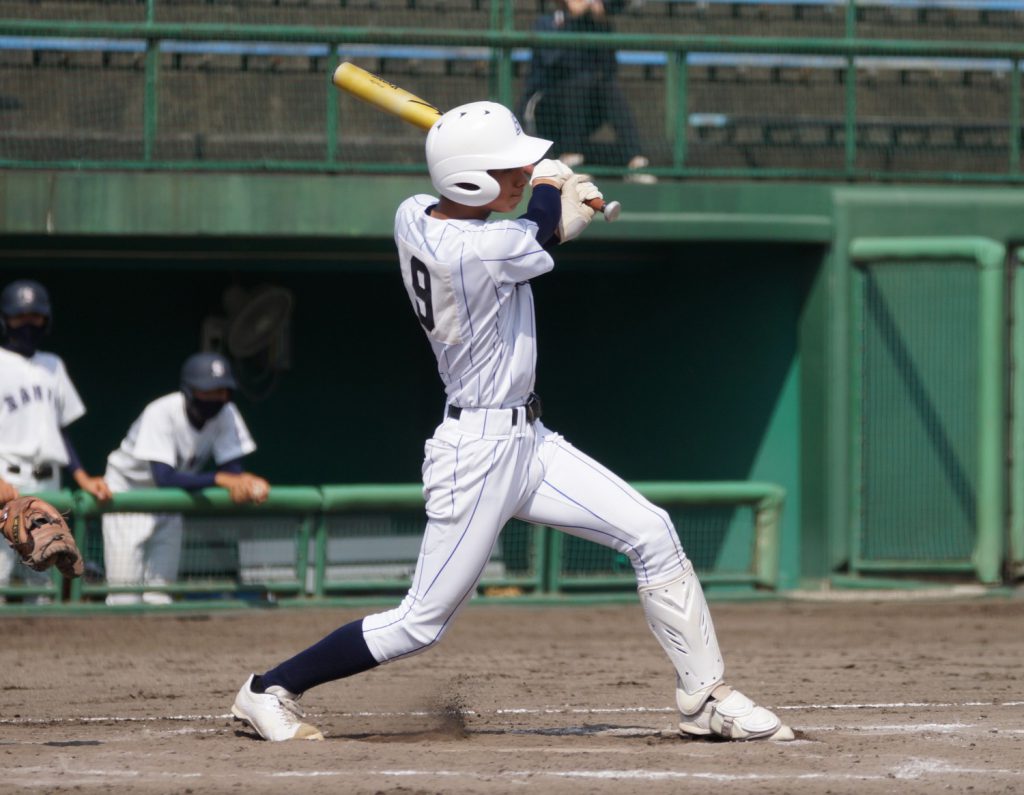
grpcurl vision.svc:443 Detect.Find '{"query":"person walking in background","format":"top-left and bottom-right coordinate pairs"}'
top-left (0, 279), bottom-right (110, 601)
top-left (518, 0), bottom-right (656, 183)
top-left (101, 352), bottom-right (270, 606)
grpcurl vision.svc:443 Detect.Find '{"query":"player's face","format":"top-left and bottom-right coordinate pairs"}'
top-left (192, 388), bottom-right (231, 402)
top-left (5, 313), bottom-right (47, 329)
top-left (485, 164), bottom-right (534, 214)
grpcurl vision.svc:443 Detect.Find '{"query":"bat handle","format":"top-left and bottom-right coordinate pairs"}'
top-left (587, 198), bottom-right (622, 222)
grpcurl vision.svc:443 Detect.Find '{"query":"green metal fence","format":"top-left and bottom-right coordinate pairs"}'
top-left (2, 1), bottom-right (1024, 181)
top-left (0, 481), bottom-right (784, 608)
top-left (1011, 246), bottom-right (1024, 581)
top-left (848, 237), bottom-right (1005, 584)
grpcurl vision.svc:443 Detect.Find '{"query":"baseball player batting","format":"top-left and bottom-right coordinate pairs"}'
top-left (232, 101), bottom-right (794, 743)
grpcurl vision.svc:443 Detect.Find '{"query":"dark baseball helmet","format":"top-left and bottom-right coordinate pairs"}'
top-left (180, 352), bottom-right (238, 394)
top-left (0, 279), bottom-right (52, 335)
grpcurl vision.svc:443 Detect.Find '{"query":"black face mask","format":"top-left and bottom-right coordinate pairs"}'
top-left (3, 325), bottom-right (46, 357)
top-left (186, 398), bottom-right (228, 428)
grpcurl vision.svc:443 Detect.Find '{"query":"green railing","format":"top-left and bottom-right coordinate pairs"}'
top-left (2, 7), bottom-right (1024, 181)
top-left (0, 481), bottom-right (785, 608)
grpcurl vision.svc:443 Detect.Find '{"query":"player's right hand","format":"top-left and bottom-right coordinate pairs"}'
top-left (246, 476), bottom-right (270, 505)
top-left (530, 159), bottom-right (574, 190)
top-left (79, 475), bottom-right (113, 502)
top-left (216, 472), bottom-right (270, 505)
top-left (556, 175), bottom-right (598, 244)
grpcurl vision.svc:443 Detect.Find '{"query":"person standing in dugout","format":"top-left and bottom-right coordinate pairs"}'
top-left (101, 352), bottom-right (270, 606)
top-left (0, 279), bottom-right (111, 599)
top-left (231, 101), bottom-right (794, 743)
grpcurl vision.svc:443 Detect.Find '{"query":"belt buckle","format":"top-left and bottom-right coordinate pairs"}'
top-left (525, 393), bottom-right (542, 423)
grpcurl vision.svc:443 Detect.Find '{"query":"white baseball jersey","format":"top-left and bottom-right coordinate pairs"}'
top-left (359, 194), bottom-right (688, 667)
top-left (103, 392), bottom-right (256, 492)
top-left (0, 346), bottom-right (85, 469)
top-left (394, 194), bottom-right (554, 410)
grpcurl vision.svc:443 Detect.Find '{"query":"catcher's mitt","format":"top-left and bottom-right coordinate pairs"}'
top-left (1, 496), bottom-right (84, 578)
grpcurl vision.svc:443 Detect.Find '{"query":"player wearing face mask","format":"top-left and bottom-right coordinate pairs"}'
top-left (99, 352), bottom-right (270, 605)
top-left (0, 279), bottom-right (110, 601)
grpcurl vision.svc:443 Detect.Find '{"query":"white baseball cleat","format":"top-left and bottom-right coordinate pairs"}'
top-left (231, 674), bottom-right (324, 741)
top-left (678, 685), bottom-right (794, 741)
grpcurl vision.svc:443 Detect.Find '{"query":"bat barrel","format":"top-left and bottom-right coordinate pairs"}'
top-left (588, 199), bottom-right (621, 222)
top-left (332, 62), bottom-right (442, 131)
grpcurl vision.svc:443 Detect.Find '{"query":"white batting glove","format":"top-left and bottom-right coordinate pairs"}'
top-left (572, 178), bottom-right (603, 205)
top-left (531, 158), bottom-right (574, 190)
top-left (557, 174), bottom-right (597, 244)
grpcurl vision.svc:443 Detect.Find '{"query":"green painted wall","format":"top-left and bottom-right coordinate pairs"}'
top-left (0, 239), bottom-right (815, 589)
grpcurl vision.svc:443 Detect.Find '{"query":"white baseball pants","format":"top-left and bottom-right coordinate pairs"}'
top-left (102, 512), bottom-right (182, 605)
top-left (362, 410), bottom-right (689, 664)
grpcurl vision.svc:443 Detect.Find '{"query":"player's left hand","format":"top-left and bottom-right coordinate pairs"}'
top-left (1, 496), bottom-right (84, 578)
top-left (531, 158), bottom-right (574, 190)
top-left (77, 475), bottom-right (112, 502)
top-left (557, 175), bottom-right (599, 244)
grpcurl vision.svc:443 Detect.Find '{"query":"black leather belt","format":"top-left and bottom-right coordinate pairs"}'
top-left (448, 393), bottom-right (543, 425)
top-left (7, 463), bottom-right (55, 479)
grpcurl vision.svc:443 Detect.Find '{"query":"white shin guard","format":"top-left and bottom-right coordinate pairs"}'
top-left (638, 563), bottom-right (725, 715)
top-left (639, 564), bottom-right (794, 741)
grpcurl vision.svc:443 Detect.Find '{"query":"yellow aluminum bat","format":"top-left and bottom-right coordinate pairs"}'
top-left (332, 61), bottom-right (621, 221)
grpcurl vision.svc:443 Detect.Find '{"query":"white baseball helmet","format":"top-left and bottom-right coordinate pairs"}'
top-left (426, 101), bottom-right (552, 207)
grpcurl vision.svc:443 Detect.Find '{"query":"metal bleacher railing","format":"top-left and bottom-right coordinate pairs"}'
top-left (1, 0), bottom-right (1024, 181)
top-left (0, 481), bottom-right (785, 608)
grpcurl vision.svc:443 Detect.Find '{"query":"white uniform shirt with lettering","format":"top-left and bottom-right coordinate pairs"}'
top-left (0, 346), bottom-right (85, 468)
top-left (104, 392), bottom-right (256, 492)
top-left (394, 194), bottom-right (554, 410)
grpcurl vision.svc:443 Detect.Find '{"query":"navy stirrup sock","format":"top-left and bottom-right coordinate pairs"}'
top-left (258, 618), bottom-right (379, 695)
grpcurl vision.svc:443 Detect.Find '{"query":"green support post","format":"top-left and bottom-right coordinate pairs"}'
top-left (975, 244), bottom-right (1006, 585)
top-left (753, 495), bottom-right (783, 589)
top-left (1013, 252), bottom-right (1024, 578)
top-left (295, 513), bottom-right (312, 598)
top-left (143, 39), bottom-right (159, 162)
top-left (313, 510), bottom-right (327, 598)
top-left (326, 46), bottom-right (340, 165)
top-left (142, 0), bottom-right (159, 162)
top-left (847, 259), bottom-right (865, 577)
top-left (545, 523), bottom-right (562, 596)
top-left (1010, 60), bottom-right (1021, 174)
top-left (844, 54), bottom-right (857, 178)
top-left (533, 524), bottom-right (551, 594)
top-left (493, 0), bottom-right (515, 108)
top-left (670, 50), bottom-right (688, 169)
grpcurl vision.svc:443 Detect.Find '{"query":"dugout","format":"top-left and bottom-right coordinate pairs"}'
top-left (3, 173), bottom-right (1024, 591)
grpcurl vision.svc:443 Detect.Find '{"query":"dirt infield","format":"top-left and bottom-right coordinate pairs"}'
top-left (2, 593), bottom-right (1023, 794)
